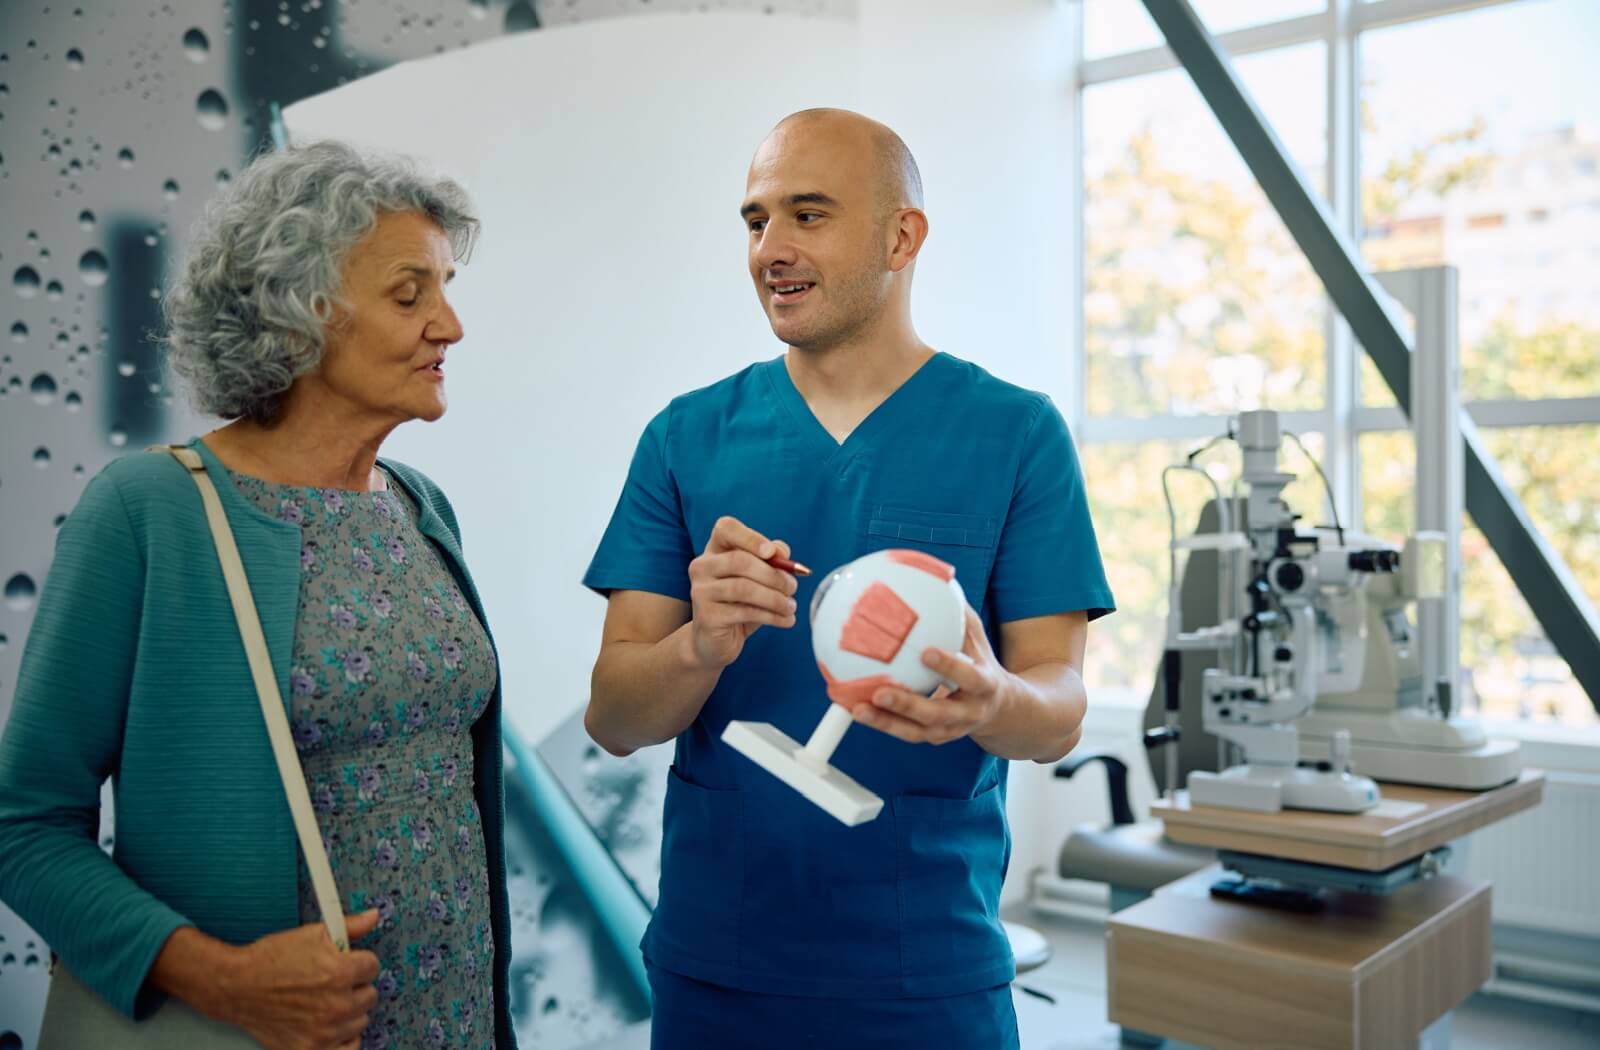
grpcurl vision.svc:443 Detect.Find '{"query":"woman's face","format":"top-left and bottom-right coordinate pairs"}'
top-left (317, 210), bottom-right (464, 425)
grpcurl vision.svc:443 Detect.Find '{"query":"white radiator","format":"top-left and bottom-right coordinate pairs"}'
top-left (1466, 771), bottom-right (1600, 937)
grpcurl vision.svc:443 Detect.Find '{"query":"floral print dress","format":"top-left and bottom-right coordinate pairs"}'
top-left (232, 470), bottom-right (498, 1050)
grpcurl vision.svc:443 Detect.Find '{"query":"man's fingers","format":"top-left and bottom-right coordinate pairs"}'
top-left (704, 603), bottom-right (796, 630)
top-left (704, 576), bottom-right (797, 617)
top-left (707, 515), bottom-right (772, 557)
top-left (697, 595), bottom-right (797, 631)
top-left (922, 647), bottom-right (983, 694)
top-left (870, 687), bottom-right (970, 731)
top-left (853, 703), bottom-right (960, 745)
top-left (962, 605), bottom-right (995, 657)
top-left (712, 550), bottom-right (799, 593)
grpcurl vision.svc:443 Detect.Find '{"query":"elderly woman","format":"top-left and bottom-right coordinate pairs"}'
top-left (0, 142), bottom-right (513, 1049)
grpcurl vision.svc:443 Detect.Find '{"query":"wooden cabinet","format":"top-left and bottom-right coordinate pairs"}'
top-left (1107, 864), bottom-right (1491, 1049)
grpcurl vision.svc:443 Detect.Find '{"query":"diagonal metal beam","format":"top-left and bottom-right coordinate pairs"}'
top-left (1138, 0), bottom-right (1600, 712)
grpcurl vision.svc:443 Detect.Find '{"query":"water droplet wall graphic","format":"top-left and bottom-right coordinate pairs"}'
top-left (183, 27), bottom-right (209, 61)
top-left (78, 250), bottom-right (109, 286)
top-left (196, 88), bottom-right (228, 130)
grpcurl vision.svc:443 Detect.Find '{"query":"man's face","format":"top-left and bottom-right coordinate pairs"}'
top-left (741, 124), bottom-right (894, 352)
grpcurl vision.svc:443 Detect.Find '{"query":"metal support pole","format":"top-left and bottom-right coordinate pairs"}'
top-left (1379, 267), bottom-right (1463, 710)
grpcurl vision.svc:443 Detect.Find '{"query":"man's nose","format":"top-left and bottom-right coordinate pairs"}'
top-left (755, 223), bottom-right (798, 271)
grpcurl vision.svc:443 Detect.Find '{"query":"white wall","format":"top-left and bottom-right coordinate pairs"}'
top-left (285, 11), bottom-right (862, 743)
top-left (286, 1), bottom-right (1080, 905)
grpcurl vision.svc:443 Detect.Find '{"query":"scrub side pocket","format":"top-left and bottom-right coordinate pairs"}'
top-left (653, 764), bottom-right (745, 967)
top-left (892, 783), bottom-right (1011, 985)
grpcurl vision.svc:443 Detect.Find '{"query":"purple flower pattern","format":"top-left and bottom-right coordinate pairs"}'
top-left (229, 469), bottom-right (497, 1047)
top-left (343, 648), bottom-right (372, 684)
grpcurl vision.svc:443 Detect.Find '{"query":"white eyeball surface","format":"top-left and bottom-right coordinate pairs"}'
top-left (810, 548), bottom-right (967, 711)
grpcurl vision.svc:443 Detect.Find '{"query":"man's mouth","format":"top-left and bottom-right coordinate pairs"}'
top-left (768, 280), bottom-right (816, 305)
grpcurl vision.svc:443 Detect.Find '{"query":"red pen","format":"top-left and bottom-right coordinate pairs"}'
top-left (767, 554), bottom-right (812, 577)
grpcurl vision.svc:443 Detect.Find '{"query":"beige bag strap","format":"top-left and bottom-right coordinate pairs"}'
top-left (156, 445), bottom-right (349, 952)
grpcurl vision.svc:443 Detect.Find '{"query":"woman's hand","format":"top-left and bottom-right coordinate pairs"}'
top-left (153, 910), bottom-right (383, 1050)
top-left (217, 909), bottom-right (383, 1050)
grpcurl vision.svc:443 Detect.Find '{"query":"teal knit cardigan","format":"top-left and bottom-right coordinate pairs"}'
top-left (0, 439), bottom-right (516, 1048)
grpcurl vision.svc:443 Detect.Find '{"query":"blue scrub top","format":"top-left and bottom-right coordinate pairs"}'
top-left (585, 352), bottom-right (1114, 1000)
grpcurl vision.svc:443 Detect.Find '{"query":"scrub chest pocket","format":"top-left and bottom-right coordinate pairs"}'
top-left (862, 504), bottom-right (999, 614)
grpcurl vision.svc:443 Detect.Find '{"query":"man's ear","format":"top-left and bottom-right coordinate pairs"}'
top-left (888, 208), bottom-right (929, 274)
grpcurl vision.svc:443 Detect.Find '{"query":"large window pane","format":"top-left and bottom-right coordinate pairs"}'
top-left (1359, 427), bottom-right (1600, 726)
top-left (1085, 44), bottom-right (1327, 417)
top-left (1084, 0), bottom-right (1326, 60)
top-left (1359, 0), bottom-right (1600, 404)
top-left (1084, 433), bottom-right (1333, 696)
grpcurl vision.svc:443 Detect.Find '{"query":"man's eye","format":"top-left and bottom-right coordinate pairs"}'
top-left (748, 219), bottom-right (767, 233)
top-left (797, 212), bottom-right (821, 223)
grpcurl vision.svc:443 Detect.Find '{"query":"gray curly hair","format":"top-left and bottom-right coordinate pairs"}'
top-left (164, 141), bottom-right (479, 423)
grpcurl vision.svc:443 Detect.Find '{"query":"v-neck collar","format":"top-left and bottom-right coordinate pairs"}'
top-left (761, 351), bottom-right (948, 465)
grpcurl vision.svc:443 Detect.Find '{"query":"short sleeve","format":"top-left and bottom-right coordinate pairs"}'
top-left (583, 407), bottom-right (695, 602)
top-left (987, 398), bottom-right (1116, 625)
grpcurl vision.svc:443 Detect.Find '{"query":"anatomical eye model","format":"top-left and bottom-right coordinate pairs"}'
top-left (722, 549), bottom-right (967, 825)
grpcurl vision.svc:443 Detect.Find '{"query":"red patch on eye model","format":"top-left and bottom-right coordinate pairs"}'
top-left (839, 581), bottom-right (919, 663)
top-left (887, 549), bottom-right (955, 582)
top-left (817, 662), bottom-right (898, 713)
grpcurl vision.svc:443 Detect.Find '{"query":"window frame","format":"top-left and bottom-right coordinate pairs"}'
top-left (1072, 0), bottom-right (1600, 722)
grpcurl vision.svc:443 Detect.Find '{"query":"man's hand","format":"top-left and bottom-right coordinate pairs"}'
top-left (853, 604), bottom-right (1011, 745)
top-left (686, 515), bottom-right (799, 671)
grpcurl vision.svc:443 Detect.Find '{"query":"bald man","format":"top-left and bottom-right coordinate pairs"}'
top-left (583, 109), bottom-right (1114, 1048)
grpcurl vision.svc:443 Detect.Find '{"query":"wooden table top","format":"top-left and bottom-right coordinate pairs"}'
top-left (1150, 770), bottom-right (1545, 870)
top-left (1110, 862), bottom-right (1489, 979)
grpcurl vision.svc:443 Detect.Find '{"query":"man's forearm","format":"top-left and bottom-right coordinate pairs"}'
top-left (587, 623), bottom-right (725, 756)
top-left (971, 661), bottom-right (1087, 762)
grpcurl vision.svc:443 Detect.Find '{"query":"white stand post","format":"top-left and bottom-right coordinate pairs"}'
top-left (1378, 267), bottom-right (1462, 714)
top-left (722, 704), bottom-right (885, 826)
top-left (799, 705), bottom-right (854, 769)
